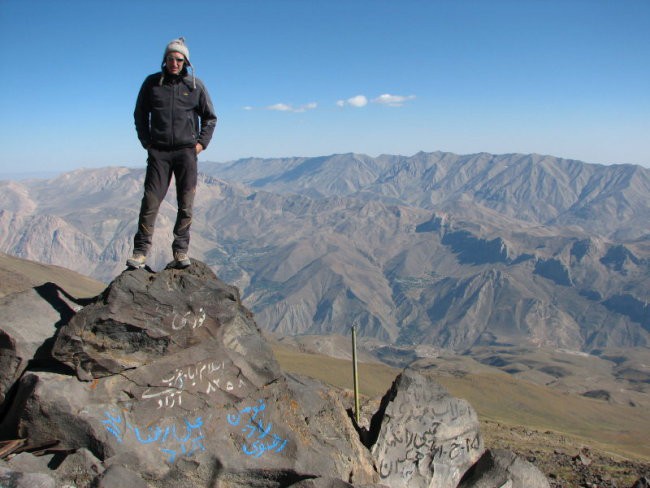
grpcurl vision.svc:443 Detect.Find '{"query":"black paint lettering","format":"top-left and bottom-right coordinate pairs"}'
top-left (432, 444), bottom-right (444, 460)
top-left (379, 460), bottom-right (393, 478)
top-left (448, 442), bottom-right (462, 460)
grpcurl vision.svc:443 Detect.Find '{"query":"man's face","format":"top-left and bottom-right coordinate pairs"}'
top-left (166, 53), bottom-right (185, 75)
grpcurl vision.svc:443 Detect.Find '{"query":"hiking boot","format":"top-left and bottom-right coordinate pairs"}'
top-left (126, 253), bottom-right (146, 269)
top-left (172, 251), bottom-right (191, 269)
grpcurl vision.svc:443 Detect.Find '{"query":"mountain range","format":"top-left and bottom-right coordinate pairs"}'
top-left (1, 151), bottom-right (648, 351)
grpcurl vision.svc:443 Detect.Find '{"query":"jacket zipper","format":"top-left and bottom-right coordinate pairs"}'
top-left (170, 82), bottom-right (176, 147)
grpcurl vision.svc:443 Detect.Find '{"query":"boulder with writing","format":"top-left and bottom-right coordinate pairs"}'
top-left (1, 261), bottom-right (381, 487)
top-left (368, 367), bottom-right (484, 488)
top-left (51, 261), bottom-right (278, 383)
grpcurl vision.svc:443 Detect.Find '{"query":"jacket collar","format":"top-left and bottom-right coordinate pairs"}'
top-left (158, 71), bottom-right (195, 91)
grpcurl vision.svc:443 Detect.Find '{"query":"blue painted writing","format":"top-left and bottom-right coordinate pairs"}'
top-left (102, 410), bottom-right (206, 463)
top-left (101, 410), bottom-right (124, 442)
top-left (227, 398), bottom-right (265, 426)
top-left (227, 399), bottom-right (288, 458)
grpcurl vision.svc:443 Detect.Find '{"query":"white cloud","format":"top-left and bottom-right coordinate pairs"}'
top-left (372, 93), bottom-right (416, 107)
top-left (248, 93), bottom-right (415, 113)
top-left (336, 95), bottom-right (368, 108)
top-left (348, 95), bottom-right (368, 108)
top-left (267, 103), bottom-right (293, 112)
top-left (294, 102), bottom-right (318, 113)
top-left (264, 102), bottom-right (317, 113)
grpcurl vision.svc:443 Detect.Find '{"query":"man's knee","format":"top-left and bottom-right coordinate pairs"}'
top-left (143, 190), bottom-right (163, 210)
top-left (177, 188), bottom-right (196, 208)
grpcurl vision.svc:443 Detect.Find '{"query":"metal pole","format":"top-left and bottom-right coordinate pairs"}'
top-left (352, 325), bottom-right (360, 424)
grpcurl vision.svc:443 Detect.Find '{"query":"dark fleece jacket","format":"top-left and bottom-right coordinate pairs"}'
top-left (134, 71), bottom-right (217, 150)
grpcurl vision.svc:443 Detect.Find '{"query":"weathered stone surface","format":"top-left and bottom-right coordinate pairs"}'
top-left (53, 448), bottom-right (105, 487)
top-left (457, 449), bottom-right (551, 488)
top-left (3, 369), bottom-right (380, 485)
top-left (5, 452), bottom-right (53, 475)
top-left (289, 478), bottom-right (388, 487)
top-left (2, 262), bottom-right (381, 487)
top-left (94, 464), bottom-right (152, 488)
top-left (0, 283), bottom-right (81, 409)
top-left (1, 449), bottom-right (103, 488)
top-left (288, 480), bottom-right (350, 488)
top-left (283, 373), bottom-right (378, 484)
top-left (369, 367), bottom-right (484, 488)
top-left (0, 466), bottom-right (56, 488)
top-left (632, 476), bottom-right (650, 488)
top-left (51, 262), bottom-right (276, 382)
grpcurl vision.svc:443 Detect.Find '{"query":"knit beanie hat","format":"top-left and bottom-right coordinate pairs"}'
top-left (164, 37), bottom-right (191, 65)
top-left (160, 37), bottom-right (196, 88)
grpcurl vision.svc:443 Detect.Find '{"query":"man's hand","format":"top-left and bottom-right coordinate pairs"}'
top-left (195, 143), bottom-right (204, 155)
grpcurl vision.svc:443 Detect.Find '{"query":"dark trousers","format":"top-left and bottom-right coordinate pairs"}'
top-left (133, 147), bottom-right (197, 255)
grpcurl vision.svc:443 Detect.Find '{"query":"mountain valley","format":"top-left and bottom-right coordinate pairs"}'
top-left (1, 151), bottom-right (648, 353)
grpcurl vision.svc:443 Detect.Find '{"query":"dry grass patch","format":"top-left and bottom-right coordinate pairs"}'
top-left (0, 252), bottom-right (105, 298)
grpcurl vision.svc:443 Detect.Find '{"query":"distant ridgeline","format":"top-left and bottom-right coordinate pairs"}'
top-left (0, 151), bottom-right (648, 351)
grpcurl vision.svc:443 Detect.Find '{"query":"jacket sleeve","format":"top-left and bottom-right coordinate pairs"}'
top-left (134, 77), bottom-right (152, 149)
top-left (196, 81), bottom-right (217, 149)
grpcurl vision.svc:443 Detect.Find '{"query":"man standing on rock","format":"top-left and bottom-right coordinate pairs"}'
top-left (127, 37), bottom-right (217, 269)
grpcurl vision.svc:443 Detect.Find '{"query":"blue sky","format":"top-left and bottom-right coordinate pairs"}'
top-left (1, 0), bottom-right (649, 174)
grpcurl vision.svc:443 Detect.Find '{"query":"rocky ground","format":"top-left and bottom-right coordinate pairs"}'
top-left (481, 420), bottom-right (650, 488)
top-left (2, 253), bottom-right (648, 487)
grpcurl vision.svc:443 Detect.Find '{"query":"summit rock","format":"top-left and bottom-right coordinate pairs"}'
top-left (1, 262), bottom-right (379, 486)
